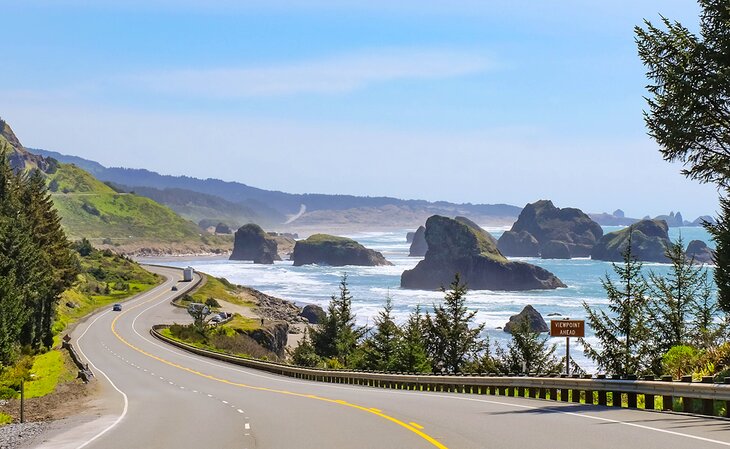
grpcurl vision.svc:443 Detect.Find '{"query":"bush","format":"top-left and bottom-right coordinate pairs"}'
top-left (205, 297), bottom-right (220, 308)
top-left (662, 345), bottom-right (698, 379)
top-left (0, 386), bottom-right (18, 400)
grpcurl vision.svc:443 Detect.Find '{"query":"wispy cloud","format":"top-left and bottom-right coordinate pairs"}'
top-left (130, 49), bottom-right (492, 97)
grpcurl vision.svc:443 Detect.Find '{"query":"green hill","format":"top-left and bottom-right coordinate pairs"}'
top-left (1, 119), bottom-right (231, 254)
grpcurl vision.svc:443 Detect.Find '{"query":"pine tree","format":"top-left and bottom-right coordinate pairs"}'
top-left (689, 274), bottom-right (725, 350)
top-left (18, 169), bottom-right (78, 348)
top-left (393, 305), bottom-right (431, 373)
top-left (647, 236), bottom-right (707, 353)
top-left (310, 274), bottom-right (365, 366)
top-left (360, 295), bottom-right (401, 371)
top-left (503, 316), bottom-right (561, 375)
top-left (580, 235), bottom-right (654, 375)
top-left (424, 274), bottom-right (487, 373)
top-left (291, 329), bottom-right (321, 367)
top-left (707, 192), bottom-right (730, 313)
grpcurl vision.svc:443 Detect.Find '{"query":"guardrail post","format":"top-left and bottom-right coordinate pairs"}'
top-left (681, 375), bottom-right (693, 413)
top-left (610, 375), bottom-right (622, 407)
top-left (626, 374), bottom-right (637, 408)
top-left (582, 374), bottom-right (593, 405)
top-left (701, 376), bottom-right (714, 416)
top-left (725, 378), bottom-right (730, 417)
top-left (661, 375), bottom-right (674, 411)
top-left (642, 375), bottom-right (656, 410)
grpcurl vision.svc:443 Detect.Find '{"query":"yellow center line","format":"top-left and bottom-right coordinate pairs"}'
top-left (110, 281), bottom-right (448, 449)
top-left (410, 422), bottom-right (425, 430)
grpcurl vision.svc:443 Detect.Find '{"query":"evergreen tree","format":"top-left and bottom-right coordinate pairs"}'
top-left (647, 236), bottom-right (707, 353)
top-left (291, 329), bottom-right (321, 367)
top-left (424, 274), bottom-right (487, 373)
top-left (310, 274), bottom-right (365, 366)
top-left (393, 305), bottom-right (431, 373)
top-left (360, 295), bottom-right (401, 371)
top-left (502, 316), bottom-right (561, 375)
top-left (636, 1), bottom-right (730, 313)
top-left (580, 236), bottom-right (654, 375)
top-left (689, 274), bottom-right (726, 349)
top-left (707, 193), bottom-right (730, 313)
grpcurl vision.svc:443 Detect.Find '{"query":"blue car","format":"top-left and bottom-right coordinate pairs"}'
top-left (112, 303), bottom-right (122, 311)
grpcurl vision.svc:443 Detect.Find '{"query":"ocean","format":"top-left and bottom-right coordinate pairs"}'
top-left (150, 225), bottom-right (715, 372)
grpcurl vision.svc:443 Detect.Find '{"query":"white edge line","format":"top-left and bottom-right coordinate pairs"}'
top-left (74, 310), bottom-right (128, 449)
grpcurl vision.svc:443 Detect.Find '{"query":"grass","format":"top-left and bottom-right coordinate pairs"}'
top-left (0, 413), bottom-right (11, 425)
top-left (24, 351), bottom-right (76, 399)
top-left (189, 275), bottom-right (256, 308)
top-left (46, 163), bottom-right (214, 245)
top-left (162, 318), bottom-right (274, 361)
top-left (54, 248), bottom-right (161, 338)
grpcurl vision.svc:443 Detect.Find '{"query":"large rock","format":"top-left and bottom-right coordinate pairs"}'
top-left (229, 223), bottom-right (281, 264)
top-left (406, 232), bottom-right (416, 243)
top-left (591, 219), bottom-right (671, 262)
top-left (498, 200), bottom-right (603, 258)
top-left (654, 211), bottom-right (684, 227)
top-left (540, 240), bottom-right (571, 260)
top-left (496, 230), bottom-right (540, 257)
top-left (503, 305), bottom-right (549, 334)
top-left (409, 226), bottom-right (428, 257)
top-left (401, 215), bottom-right (565, 291)
top-left (292, 234), bottom-right (393, 267)
top-left (687, 240), bottom-right (715, 264)
top-left (215, 222), bottom-right (232, 234)
top-left (247, 321), bottom-right (289, 357)
top-left (300, 304), bottom-right (326, 324)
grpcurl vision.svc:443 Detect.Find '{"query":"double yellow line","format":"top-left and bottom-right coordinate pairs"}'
top-left (110, 279), bottom-right (449, 449)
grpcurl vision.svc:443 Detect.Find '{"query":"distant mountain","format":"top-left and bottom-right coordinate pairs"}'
top-left (32, 148), bottom-right (522, 228)
top-left (1, 119), bottom-right (229, 254)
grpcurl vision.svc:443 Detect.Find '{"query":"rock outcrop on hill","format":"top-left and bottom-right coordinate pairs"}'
top-left (498, 200), bottom-right (603, 258)
top-left (300, 304), bottom-right (326, 324)
top-left (406, 231), bottom-right (416, 243)
top-left (687, 240), bottom-right (715, 264)
top-left (292, 234), bottom-right (392, 267)
top-left (401, 215), bottom-right (565, 291)
top-left (409, 226), bottom-right (428, 257)
top-left (591, 219), bottom-right (671, 262)
top-left (503, 305), bottom-right (549, 334)
top-left (247, 322), bottom-right (289, 357)
top-left (215, 222), bottom-right (232, 234)
top-left (229, 223), bottom-right (281, 264)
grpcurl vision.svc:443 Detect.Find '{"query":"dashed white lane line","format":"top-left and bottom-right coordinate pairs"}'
top-left (244, 423), bottom-right (250, 430)
top-left (222, 400), bottom-right (229, 404)
top-left (237, 409), bottom-right (244, 414)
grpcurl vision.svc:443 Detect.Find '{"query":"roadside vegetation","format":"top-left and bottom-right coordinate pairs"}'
top-left (0, 146), bottom-right (162, 423)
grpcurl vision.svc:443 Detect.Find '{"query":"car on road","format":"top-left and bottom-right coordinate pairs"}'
top-left (171, 285), bottom-right (178, 291)
top-left (112, 303), bottom-right (122, 311)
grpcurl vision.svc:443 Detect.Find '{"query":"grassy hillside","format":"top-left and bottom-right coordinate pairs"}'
top-left (47, 163), bottom-right (203, 241)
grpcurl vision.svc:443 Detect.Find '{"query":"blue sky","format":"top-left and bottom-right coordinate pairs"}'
top-left (1, 0), bottom-right (720, 219)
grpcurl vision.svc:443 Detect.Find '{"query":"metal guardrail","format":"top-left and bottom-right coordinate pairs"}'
top-left (62, 341), bottom-right (94, 382)
top-left (151, 325), bottom-right (730, 418)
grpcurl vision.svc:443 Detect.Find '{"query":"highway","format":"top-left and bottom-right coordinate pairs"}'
top-left (37, 266), bottom-right (730, 449)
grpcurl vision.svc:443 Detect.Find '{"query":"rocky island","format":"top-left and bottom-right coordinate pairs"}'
top-left (590, 219), bottom-right (671, 262)
top-left (498, 200), bottom-right (603, 259)
top-left (292, 234), bottom-right (393, 267)
top-left (409, 225), bottom-right (428, 257)
top-left (229, 223), bottom-right (281, 264)
top-left (401, 215), bottom-right (565, 291)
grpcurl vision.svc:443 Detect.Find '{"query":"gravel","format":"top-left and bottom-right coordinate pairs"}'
top-left (0, 422), bottom-right (48, 449)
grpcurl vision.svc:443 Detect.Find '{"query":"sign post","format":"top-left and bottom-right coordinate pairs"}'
top-left (550, 319), bottom-right (585, 376)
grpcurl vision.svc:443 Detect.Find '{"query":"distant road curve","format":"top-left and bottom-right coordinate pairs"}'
top-left (37, 266), bottom-right (730, 449)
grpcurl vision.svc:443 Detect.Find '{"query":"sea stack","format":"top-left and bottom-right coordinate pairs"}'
top-left (401, 215), bottom-right (565, 291)
top-left (229, 223), bottom-right (281, 264)
top-left (591, 219), bottom-right (671, 262)
top-left (292, 234), bottom-right (393, 267)
top-left (497, 200), bottom-right (603, 258)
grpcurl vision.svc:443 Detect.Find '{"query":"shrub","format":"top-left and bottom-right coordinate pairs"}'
top-left (662, 345), bottom-right (698, 379)
top-left (205, 297), bottom-right (220, 308)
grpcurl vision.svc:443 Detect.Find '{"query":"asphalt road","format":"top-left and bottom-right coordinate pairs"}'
top-left (36, 266), bottom-right (730, 449)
